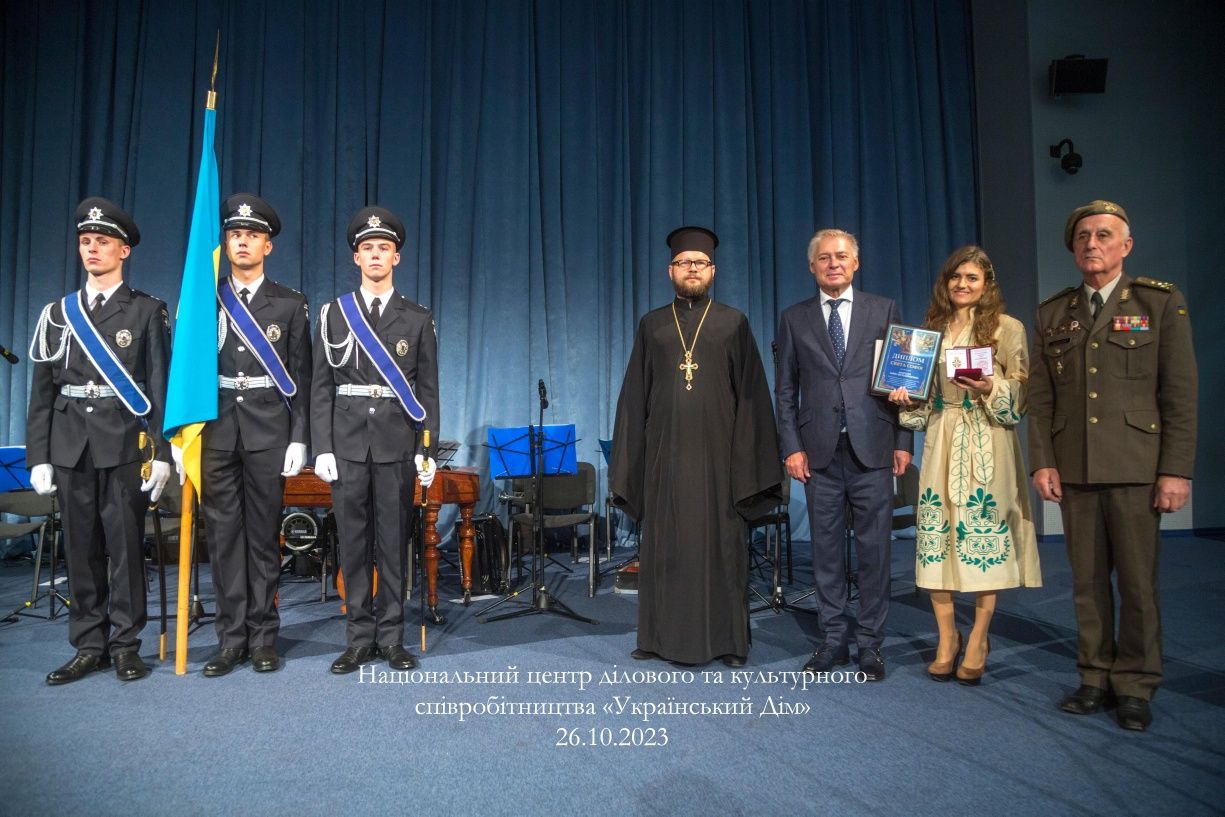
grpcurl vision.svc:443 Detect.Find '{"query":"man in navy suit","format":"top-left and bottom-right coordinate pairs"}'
top-left (775, 228), bottom-right (912, 680)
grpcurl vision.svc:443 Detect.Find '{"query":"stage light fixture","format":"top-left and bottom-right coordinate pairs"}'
top-left (1049, 139), bottom-right (1083, 175)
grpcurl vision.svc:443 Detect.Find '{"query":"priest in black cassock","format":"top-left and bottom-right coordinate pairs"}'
top-left (610, 226), bottom-right (781, 667)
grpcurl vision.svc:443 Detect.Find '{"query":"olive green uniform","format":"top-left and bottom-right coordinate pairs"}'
top-left (1029, 273), bottom-right (1196, 700)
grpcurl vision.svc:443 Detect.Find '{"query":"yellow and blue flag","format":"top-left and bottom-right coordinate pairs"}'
top-left (163, 103), bottom-right (220, 494)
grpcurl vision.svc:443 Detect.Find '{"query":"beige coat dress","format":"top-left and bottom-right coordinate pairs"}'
top-left (900, 313), bottom-right (1041, 592)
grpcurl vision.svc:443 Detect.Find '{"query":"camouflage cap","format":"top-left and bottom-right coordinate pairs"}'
top-left (1064, 200), bottom-right (1129, 250)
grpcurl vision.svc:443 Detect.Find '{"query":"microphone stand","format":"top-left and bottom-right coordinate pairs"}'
top-left (479, 380), bottom-right (596, 625)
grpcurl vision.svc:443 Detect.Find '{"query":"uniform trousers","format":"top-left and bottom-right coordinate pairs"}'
top-left (334, 455), bottom-right (413, 649)
top-left (55, 448), bottom-right (147, 656)
top-left (202, 444), bottom-right (285, 649)
top-left (1061, 483), bottom-right (1162, 699)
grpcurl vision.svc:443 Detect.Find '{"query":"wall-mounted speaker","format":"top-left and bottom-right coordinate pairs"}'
top-left (1049, 56), bottom-right (1108, 97)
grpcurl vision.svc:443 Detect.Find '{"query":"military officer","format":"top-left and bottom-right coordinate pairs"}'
top-left (26, 197), bottom-right (172, 684)
top-left (311, 206), bottom-right (439, 674)
top-left (1029, 200), bottom-right (1197, 731)
top-left (195, 193), bottom-right (312, 677)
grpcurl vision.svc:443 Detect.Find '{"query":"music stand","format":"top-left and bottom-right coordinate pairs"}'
top-left (598, 438), bottom-right (638, 573)
top-left (479, 419), bottom-right (596, 625)
top-left (1, 446), bottom-right (69, 620)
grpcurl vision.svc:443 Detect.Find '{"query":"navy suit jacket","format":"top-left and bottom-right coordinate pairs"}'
top-left (775, 288), bottom-right (912, 470)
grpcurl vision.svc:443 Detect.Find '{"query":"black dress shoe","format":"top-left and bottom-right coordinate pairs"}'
top-left (382, 645), bottom-right (418, 671)
top-left (721, 654), bottom-right (747, 668)
top-left (802, 645), bottom-right (850, 674)
top-left (46, 651), bottom-right (111, 686)
top-left (857, 648), bottom-right (886, 681)
top-left (330, 645), bottom-right (377, 674)
top-left (114, 651), bottom-right (149, 682)
top-left (203, 647), bottom-right (250, 677)
top-left (1059, 685), bottom-right (1109, 715)
top-left (1115, 696), bottom-right (1152, 731)
top-left (250, 646), bottom-right (280, 673)
top-left (630, 648), bottom-right (658, 661)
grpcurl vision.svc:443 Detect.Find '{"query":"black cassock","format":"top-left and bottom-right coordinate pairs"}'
top-left (610, 293), bottom-right (781, 664)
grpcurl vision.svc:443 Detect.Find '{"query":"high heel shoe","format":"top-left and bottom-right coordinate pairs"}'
top-left (956, 636), bottom-right (991, 686)
top-left (927, 631), bottom-right (963, 682)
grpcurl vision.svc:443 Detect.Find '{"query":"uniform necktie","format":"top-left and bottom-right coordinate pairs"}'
top-left (370, 297), bottom-right (382, 325)
top-left (91, 293), bottom-right (104, 313)
top-left (1090, 291), bottom-right (1104, 318)
top-left (828, 298), bottom-right (846, 366)
top-left (240, 287), bottom-right (251, 307)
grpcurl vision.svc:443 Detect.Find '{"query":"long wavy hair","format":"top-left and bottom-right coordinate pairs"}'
top-left (924, 245), bottom-right (1005, 350)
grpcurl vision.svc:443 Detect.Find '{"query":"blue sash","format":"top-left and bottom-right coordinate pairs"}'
top-left (217, 279), bottom-right (297, 398)
top-left (336, 292), bottom-right (426, 422)
top-left (61, 291), bottom-right (151, 416)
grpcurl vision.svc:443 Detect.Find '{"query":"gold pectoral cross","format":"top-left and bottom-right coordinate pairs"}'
top-left (679, 352), bottom-right (699, 390)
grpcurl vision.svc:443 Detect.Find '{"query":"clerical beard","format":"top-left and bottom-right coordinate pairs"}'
top-left (673, 279), bottom-right (711, 299)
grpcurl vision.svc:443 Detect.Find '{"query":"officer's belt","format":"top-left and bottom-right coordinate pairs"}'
top-left (61, 382), bottom-right (146, 399)
top-left (337, 384), bottom-right (397, 399)
top-left (219, 375), bottom-right (274, 390)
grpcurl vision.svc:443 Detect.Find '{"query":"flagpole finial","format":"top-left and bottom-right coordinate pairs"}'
top-left (206, 31), bottom-right (219, 110)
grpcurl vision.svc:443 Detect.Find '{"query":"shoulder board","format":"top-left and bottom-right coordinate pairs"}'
top-left (267, 280), bottom-right (306, 299)
top-left (1039, 286), bottom-right (1077, 307)
top-left (400, 296), bottom-right (430, 315)
top-left (1133, 276), bottom-right (1174, 292)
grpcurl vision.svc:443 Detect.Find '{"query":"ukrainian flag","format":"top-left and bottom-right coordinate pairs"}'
top-left (163, 102), bottom-right (220, 494)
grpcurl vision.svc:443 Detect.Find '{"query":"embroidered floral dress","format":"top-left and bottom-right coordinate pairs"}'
top-left (900, 313), bottom-right (1041, 591)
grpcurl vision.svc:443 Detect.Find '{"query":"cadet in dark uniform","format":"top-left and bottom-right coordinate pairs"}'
top-left (198, 194), bottom-right (311, 676)
top-left (26, 197), bottom-right (172, 684)
top-left (311, 206), bottom-right (440, 674)
top-left (1029, 200), bottom-right (1197, 731)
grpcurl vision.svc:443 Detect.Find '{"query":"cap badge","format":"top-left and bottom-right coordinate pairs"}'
top-left (238, 203), bottom-right (253, 218)
top-left (367, 215), bottom-right (382, 228)
top-left (88, 207), bottom-right (103, 220)
top-left (1103, 202), bottom-right (1118, 213)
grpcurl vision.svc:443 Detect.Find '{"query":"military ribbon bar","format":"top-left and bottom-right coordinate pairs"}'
top-left (60, 291), bottom-right (152, 416)
top-left (1111, 315), bottom-right (1150, 332)
top-left (217, 279), bottom-right (297, 398)
top-left (336, 292), bottom-right (426, 422)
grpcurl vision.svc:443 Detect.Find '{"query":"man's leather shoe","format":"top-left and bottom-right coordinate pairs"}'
top-left (1059, 685), bottom-right (1109, 715)
top-left (251, 646), bottom-right (280, 673)
top-left (630, 648), bottom-right (657, 661)
top-left (802, 645), bottom-right (850, 674)
top-left (330, 645), bottom-right (377, 674)
top-left (203, 648), bottom-right (249, 677)
top-left (721, 654), bottom-right (746, 668)
top-left (114, 651), bottom-right (149, 682)
top-left (382, 645), bottom-right (417, 671)
top-left (858, 648), bottom-right (886, 681)
top-left (1115, 696), bottom-right (1152, 731)
top-left (46, 651), bottom-right (110, 685)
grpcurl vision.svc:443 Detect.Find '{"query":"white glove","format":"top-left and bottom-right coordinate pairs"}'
top-left (414, 455), bottom-right (437, 488)
top-left (142, 461), bottom-right (172, 503)
top-left (171, 443), bottom-right (185, 485)
top-left (30, 464), bottom-right (56, 496)
top-left (281, 442), bottom-right (307, 477)
top-left (314, 453), bottom-right (338, 483)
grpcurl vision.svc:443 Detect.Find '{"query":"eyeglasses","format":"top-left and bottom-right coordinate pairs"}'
top-left (669, 259), bottom-right (713, 271)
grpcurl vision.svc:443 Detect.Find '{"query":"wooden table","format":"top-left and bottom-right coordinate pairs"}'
top-left (282, 466), bottom-right (482, 622)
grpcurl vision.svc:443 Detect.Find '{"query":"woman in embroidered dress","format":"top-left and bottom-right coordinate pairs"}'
top-left (888, 246), bottom-right (1040, 685)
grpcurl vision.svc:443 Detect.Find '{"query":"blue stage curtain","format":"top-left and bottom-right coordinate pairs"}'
top-left (0, 0), bottom-right (977, 537)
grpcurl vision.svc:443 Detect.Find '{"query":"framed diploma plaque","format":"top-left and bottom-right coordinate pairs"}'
top-left (870, 323), bottom-right (942, 401)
